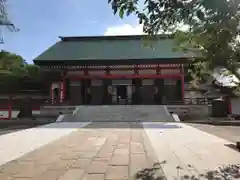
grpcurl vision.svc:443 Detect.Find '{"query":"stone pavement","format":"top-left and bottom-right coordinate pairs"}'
top-left (188, 123), bottom-right (240, 143)
top-left (0, 122), bottom-right (91, 166)
top-left (143, 122), bottom-right (240, 180)
top-left (0, 122), bottom-right (164, 180)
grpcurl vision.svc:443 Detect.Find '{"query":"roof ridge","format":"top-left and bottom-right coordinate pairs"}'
top-left (59, 34), bottom-right (174, 42)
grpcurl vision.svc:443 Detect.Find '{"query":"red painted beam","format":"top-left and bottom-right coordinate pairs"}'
top-left (67, 74), bottom-right (183, 80)
top-left (60, 66), bottom-right (181, 71)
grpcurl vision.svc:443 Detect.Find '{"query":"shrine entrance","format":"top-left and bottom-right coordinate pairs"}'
top-left (116, 85), bottom-right (128, 105)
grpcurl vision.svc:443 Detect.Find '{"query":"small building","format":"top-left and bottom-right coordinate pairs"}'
top-left (34, 35), bottom-right (194, 105)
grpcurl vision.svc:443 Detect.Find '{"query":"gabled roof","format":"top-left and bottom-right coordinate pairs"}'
top-left (212, 67), bottom-right (240, 88)
top-left (34, 35), bottom-right (195, 64)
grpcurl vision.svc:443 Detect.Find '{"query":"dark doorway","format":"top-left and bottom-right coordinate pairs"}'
top-left (116, 85), bottom-right (127, 104)
top-left (132, 79), bottom-right (142, 104)
top-left (53, 88), bottom-right (59, 103)
top-left (81, 80), bottom-right (91, 104)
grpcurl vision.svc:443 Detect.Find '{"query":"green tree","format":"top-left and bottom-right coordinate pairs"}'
top-left (108, 0), bottom-right (240, 92)
top-left (0, 50), bottom-right (44, 92)
top-left (0, 50), bottom-right (25, 68)
top-left (0, 1), bottom-right (18, 43)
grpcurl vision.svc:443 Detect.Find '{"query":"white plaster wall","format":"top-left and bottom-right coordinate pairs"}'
top-left (52, 82), bottom-right (60, 89)
top-left (69, 80), bottom-right (81, 86)
top-left (161, 69), bottom-right (180, 74)
top-left (231, 98), bottom-right (240, 115)
top-left (0, 95), bottom-right (49, 99)
top-left (142, 79), bottom-right (154, 85)
top-left (67, 71), bottom-right (84, 75)
top-left (112, 79), bottom-right (132, 85)
top-left (184, 91), bottom-right (205, 98)
top-left (91, 79), bottom-right (103, 86)
top-left (138, 69), bottom-right (156, 74)
top-left (88, 70), bottom-right (105, 75)
top-left (110, 70), bottom-right (134, 75)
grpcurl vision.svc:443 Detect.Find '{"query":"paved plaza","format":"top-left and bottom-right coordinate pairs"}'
top-left (0, 105), bottom-right (240, 180)
top-left (188, 123), bottom-right (240, 143)
top-left (0, 122), bottom-right (164, 180)
top-left (0, 120), bottom-right (239, 180)
top-left (143, 122), bottom-right (240, 179)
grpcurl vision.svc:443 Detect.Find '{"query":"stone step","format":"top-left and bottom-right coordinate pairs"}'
top-left (40, 106), bottom-right (76, 116)
top-left (63, 105), bottom-right (174, 122)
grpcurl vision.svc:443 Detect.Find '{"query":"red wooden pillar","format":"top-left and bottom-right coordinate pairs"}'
top-left (59, 72), bottom-right (66, 103)
top-left (60, 81), bottom-right (63, 103)
top-left (62, 78), bottom-right (66, 101)
top-left (180, 64), bottom-right (185, 101)
top-left (51, 83), bottom-right (54, 104)
top-left (156, 64), bottom-right (160, 75)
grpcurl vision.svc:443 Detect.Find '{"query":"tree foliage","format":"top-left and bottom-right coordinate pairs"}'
top-left (0, 50), bottom-right (46, 93)
top-left (0, 0), bottom-right (18, 43)
top-left (108, 0), bottom-right (240, 92)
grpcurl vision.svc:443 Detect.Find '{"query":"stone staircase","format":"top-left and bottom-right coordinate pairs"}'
top-left (40, 106), bottom-right (76, 117)
top-left (62, 105), bottom-right (174, 122)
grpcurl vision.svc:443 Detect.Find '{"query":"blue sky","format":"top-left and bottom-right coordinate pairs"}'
top-left (0, 0), bottom-right (142, 63)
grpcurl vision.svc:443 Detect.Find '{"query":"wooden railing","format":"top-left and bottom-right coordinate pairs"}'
top-left (42, 99), bottom-right (69, 106)
top-left (168, 97), bottom-right (218, 105)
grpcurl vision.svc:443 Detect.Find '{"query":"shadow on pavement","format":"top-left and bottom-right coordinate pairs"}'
top-left (225, 143), bottom-right (240, 153)
top-left (134, 162), bottom-right (166, 180)
top-left (180, 164), bottom-right (240, 180)
top-left (33, 122), bottom-right (183, 129)
top-left (135, 161), bottom-right (240, 180)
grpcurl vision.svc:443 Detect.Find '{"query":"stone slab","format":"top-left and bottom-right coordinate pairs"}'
top-left (142, 122), bottom-right (240, 180)
top-left (105, 166), bottom-right (128, 180)
top-left (58, 169), bottom-right (84, 180)
top-left (87, 161), bottom-right (108, 174)
top-left (0, 122), bottom-right (91, 166)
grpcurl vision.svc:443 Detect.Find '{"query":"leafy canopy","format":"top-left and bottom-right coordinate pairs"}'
top-left (0, 50), bottom-right (44, 92)
top-left (0, 0), bottom-right (19, 43)
top-left (108, 0), bottom-right (240, 90)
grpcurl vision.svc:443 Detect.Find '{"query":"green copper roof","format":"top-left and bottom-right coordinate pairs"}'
top-left (34, 35), bottom-right (195, 62)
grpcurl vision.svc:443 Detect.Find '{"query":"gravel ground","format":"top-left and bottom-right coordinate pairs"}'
top-left (187, 123), bottom-right (240, 143)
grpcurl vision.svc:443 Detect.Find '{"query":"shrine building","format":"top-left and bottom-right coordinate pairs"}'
top-left (33, 35), bottom-right (194, 105)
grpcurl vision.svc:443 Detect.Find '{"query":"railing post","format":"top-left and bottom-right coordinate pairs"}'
top-left (180, 64), bottom-right (185, 101)
top-left (228, 96), bottom-right (232, 115)
top-left (8, 96), bottom-right (12, 120)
